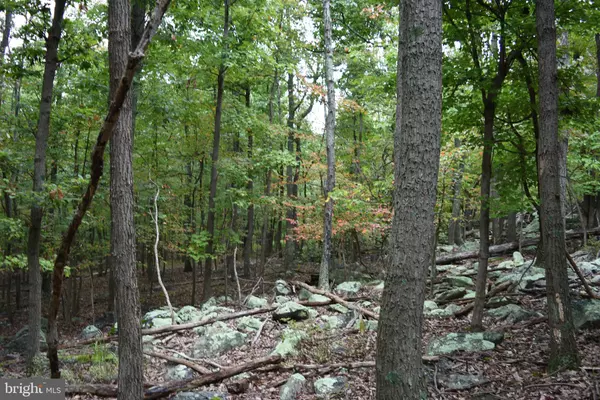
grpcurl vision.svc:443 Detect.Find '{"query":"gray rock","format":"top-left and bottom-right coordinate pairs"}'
top-left (308, 294), bottom-right (330, 303)
top-left (171, 392), bottom-right (228, 400)
top-left (142, 308), bottom-right (175, 328)
top-left (201, 297), bottom-right (217, 310)
top-left (272, 328), bottom-right (308, 358)
top-left (424, 300), bottom-right (439, 312)
top-left (425, 304), bottom-right (461, 318)
top-left (177, 306), bottom-right (203, 323)
top-left (497, 260), bottom-right (515, 270)
top-left (314, 376), bottom-right (347, 397)
top-left (237, 316), bottom-right (263, 332)
top-left (487, 304), bottom-right (537, 323)
top-left (328, 304), bottom-right (349, 314)
top-left (9, 327), bottom-right (47, 353)
top-left (151, 318), bottom-right (173, 329)
top-left (246, 295), bottom-right (268, 309)
top-left (496, 264), bottom-right (546, 289)
top-left (335, 281), bottom-right (362, 295)
top-left (435, 288), bottom-right (467, 302)
top-left (439, 245), bottom-right (455, 253)
top-left (193, 321), bottom-right (247, 357)
top-left (166, 364), bottom-right (194, 381)
top-left (578, 262), bottom-right (600, 276)
top-left (273, 302), bottom-right (314, 322)
top-left (462, 290), bottom-right (477, 299)
top-left (274, 295), bottom-right (292, 306)
top-left (572, 299), bottom-right (600, 330)
top-left (354, 319), bottom-right (378, 331)
top-left (81, 325), bottom-right (102, 339)
top-left (298, 288), bottom-right (311, 301)
top-left (275, 280), bottom-right (292, 296)
top-left (438, 373), bottom-right (488, 390)
top-left (513, 252), bottom-right (525, 266)
top-left (427, 332), bottom-right (504, 356)
top-left (280, 373), bottom-right (308, 400)
top-left (445, 276), bottom-right (474, 287)
top-left (216, 295), bottom-right (234, 304)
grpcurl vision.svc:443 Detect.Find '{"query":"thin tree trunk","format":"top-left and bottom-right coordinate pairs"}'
top-left (26, 0), bottom-right (67, 372)
top-left (319, 0), bottom-right (336, 290)
top-left (204, 0), bottom-right (230, 301)
top-left (506, 212), bottom-right (517, 243)
top-left (375, 0), bottom-right (442, 397)
top-left (448, 138), bottom-right (464, 245)
top-left (284, 73), bottom-right (297, 270)
top-left (536, 0), bottom-right (579, 371)
top-left (0, 10), bottom-right (13, 108)
top-left (243, 87), bottom-right (255, 277)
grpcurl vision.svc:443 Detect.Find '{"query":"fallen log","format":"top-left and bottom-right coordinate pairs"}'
top-left (453, 280), bottom-right (512, 317)
top-left (66, 354), bottom-right (282, 398)
top-left (565, 252), bottom-right (600, 299)
top-left (435, 227), bottom-right (600, 265)
top-left (292, 281), bottom-right (379, 320)
top-left (143, 350), bottom-right (212, 375)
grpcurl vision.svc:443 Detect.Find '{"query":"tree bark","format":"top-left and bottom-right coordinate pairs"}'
top-left (243, 87), bottom-right (255, 277)
top-left (448, 138), bottom-right (464, 245)
top-left (203, 0), bottom-right (230, 301)
top-left (0, 9), bottom-right (12, 108)
top-left (506, 212), bottom-right (517, 242)
top-left (319, 0), bottom-right (336, 291)
top-left (26, 0), bottom-right (67, 372)
top-left (284, 73), bottom-right (297, 270)
top-left (108, 0), bottom-right (144, 395)
top-left (375, 0), bottom-right (441, 398)
top-left (536, 0), bottom-right (579, 371)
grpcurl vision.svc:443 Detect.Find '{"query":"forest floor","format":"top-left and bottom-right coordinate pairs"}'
top-left (1, 250), bottom-right (599, 400)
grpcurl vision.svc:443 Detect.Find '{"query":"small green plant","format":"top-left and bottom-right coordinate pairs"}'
top-left (91, 342), bottom-right (117, 364)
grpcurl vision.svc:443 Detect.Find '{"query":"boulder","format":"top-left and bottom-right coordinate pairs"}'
top-left (171, 392), bottom-right (228, 400)
top-left (216, 295), bottom-right (234, 304)
top-left (177, 306), bottom-right (203, 323)
top-left (577, 262), bottom-right (600, 276)
top-left (193, 322), bottom-right (247, 357)
top-left (272, 328), bottom-right (308, 358)
top-left (308, 294), bottom-right (330, 303)
top-left (334, 281), bottom-right (362, 295)
top-left (275, 280), bottom-right (292, 296)
top-left (438, 373), bottom-right (488, 390)
top-left (237, 316), bottom-right (263, 332)
top-left (427, 332), bottom-right (504, 356)
top-left (201, 297), bottom-right (217, 310)
top-left (439, 245), bottom-right (455, 253)
top-left (445, 276), bottom-right (474, 287)
top-left (423, 300), bottom-right (439, 312)
top-left (166, 365), bottom-right (194, 381)
top-left (298, 288), bottom-right (311, 301)
top-left (273, 302), bottom-right (314, 322)
top-left (513, 252), bottom-right (525, 266)
top-left (328, 304), bottom-right (349, 314)
top-left (435, 288), bottom-right (467, 303)
top-left (354, 319), bottom-right (378, 331)
top-left (9, 327), bottom-right (47, 353)
top-left (425, 304), bottom-right (461, 319)
top-left (314, 376), bottom-right (348, 397)
top-left (142, 308), bottom-right (174, 328)
top-left (572, 299), bottom-right (600, 330)
top-left (487, 304), bottom-right (537, 323)
top-left (81, 325), bottom-right (102, 340)
top-left (462, 290), bottom-right (476, 299)
top-left (280, 373), bottom-right (308, 400)
top-left (496, 265), bottom-right (545, 289)
top-left (245, 295), bottom-right (268, 309)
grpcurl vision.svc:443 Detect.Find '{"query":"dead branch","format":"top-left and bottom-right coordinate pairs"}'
top-left (65, 354), bottom-right (282, 398)
top-left (566, 252), bottom-right (600, 299)
top-left (143, 350), bottom-right (211, 374)
top-left (453, 280), bottom-right (512, 317)
top-left (293, 281), bottom-right (379, 320)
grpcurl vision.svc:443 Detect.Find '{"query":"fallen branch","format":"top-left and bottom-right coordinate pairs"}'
top-left (66, 354), bottom-right (282, 398)
top-left (435, 227), bottom-right (600, 265)
top-left (143, 350), bottom-right (211, 375)
top-left (60, 307), bottom-right (277, 349)
top-left (293, 281), bottom-right (379, 320)
top-left (454, 280), bottom-right (512, 317)
top-left (566, 252), bottom-right (600, 299)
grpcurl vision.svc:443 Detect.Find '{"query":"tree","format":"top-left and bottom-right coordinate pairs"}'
top-left (25, 0), bottom-right (67, 371)
top-left (375, 0), bottom-right (442, 398)
top-left (108, 0), bottom-right (144, 395)
top-left (319, 0), bottom-right (336, 290)
top-left (536, 0), bottom-right (579, 372)
top-left (203, 0), bottom-right (230, 301)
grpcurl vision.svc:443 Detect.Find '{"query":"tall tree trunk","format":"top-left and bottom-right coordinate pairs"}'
top-left (284, 73), bottom-right (297, 270)
top-left (26, 0), bottom-right (67, 372)
top-left (536, 0), bottom-right (579, 372)
top-left (506, 212), bottom-right (517, 243)
top-left (204, 0), bottom-right (230, 301)
top-left (448, 138), bottom-right (464, 245)
top-left (319, 0), bottom-right (336, 290)
top-left (109, 0), bottom-right (143, 395)
top-left (375, 0), bottom-right (442, 397)
top-left (243, 87), bottom-right (254, 277)
top-left (0, 10), bottom-right (12, 108)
